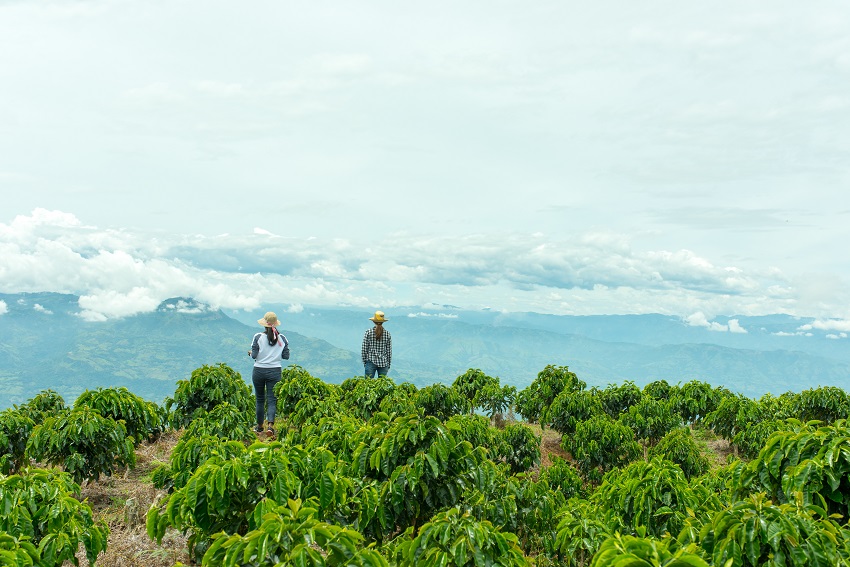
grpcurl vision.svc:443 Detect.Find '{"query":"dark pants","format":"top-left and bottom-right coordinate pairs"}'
top-left (252, 366), bottom-right (281, 427)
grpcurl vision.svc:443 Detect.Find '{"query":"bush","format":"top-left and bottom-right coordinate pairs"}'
top-left (378, 382), bottom-right (419, 417)
top-left (734, 418), bottom-right (850, 518)
top-left (563, 415), bottom-right (641, 482)
top-left (203, 499), bottom-right (387, 567)
top-left (619, 395), bottom-right (680, 448)
top-left (74, 386), bottom-right (166, 445)
top-left (597, 381), bottom-right (642, 419)
top-left (648, 427), bottom-right (710, 480)
top-left (151, 435), bottom-right (247, 492)
top-left (412, 384), bottom-right (471, 421)
top-left (182, 402), bottom-right (255, 442)
top-left (593, 457), bottom-right (705, 538)
top-left (515, 365), bottom-right (585, 425)
top-left (274, 365), bottom-right (338, 418)
top-left (391, 507), bottom-right (530, 567)
top-left (339, 376), bottom-right (397, 420)
top-left (166, 363), bottom-right (253, 428)
top-left (538, 456), bottom-right (585, 500)
top-left (791, 386), bottom-right (850, 424)
top-left (548, 390), bottom-right (604, 436)
top-left (26, 406), bottom-right (136, 484)
top-left (15, 389), bottom-right (66, 423)
top-left (591, 533), bottom-right (709, 567)
top-left (0, 468), bottom-right (109, 566)
top-left (445, 414), bottom-right (497, 454)
top-left (0, 409), bottom-right (34, 475)
top-left (495, 424), bottom-right (541, 475)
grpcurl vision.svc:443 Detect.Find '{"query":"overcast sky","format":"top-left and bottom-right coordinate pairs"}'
top-left (1, 1), bottom-right (849, 331)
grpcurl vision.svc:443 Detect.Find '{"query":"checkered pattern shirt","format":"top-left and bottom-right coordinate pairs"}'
top-left (361, 327), bottom-right (392, 367)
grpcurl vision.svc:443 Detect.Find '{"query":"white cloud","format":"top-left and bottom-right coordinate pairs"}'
top-left (727, 319), bottom-right (748, 334)
top-left (800, 319), bottom-right (850, 333)
top-left (826, 332), bottom-right (847, 340)
top-left (685, 312), bottom-right (728, 332)
top-left (33, 303), bottom-right (52, 314)
top-left (0, 300), bottom-right (6, 315)
top-left (407, 312), bottom-right (459, 319)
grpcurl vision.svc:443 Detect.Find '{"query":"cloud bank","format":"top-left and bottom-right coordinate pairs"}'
top-left (2, 210), bottom-right (847, 327)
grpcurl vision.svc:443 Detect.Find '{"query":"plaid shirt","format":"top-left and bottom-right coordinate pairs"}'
top-left (361, 327), bottom-right (392, 367)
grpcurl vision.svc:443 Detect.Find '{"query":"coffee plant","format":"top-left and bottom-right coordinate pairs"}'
top-left (203, 498), bottom-right (388, 567)
top-left (563, 415), bottom-right (641, 482)
top-left (0, 467), bottom-right (109, 566)
top-left (0, 409), bottom-right (34, 475)
top-left (165, 362), bottom-right (253, 428)
top-left (515, 365), bottom-right (585, 426)
top-left (74, 386), bottom-right (166, 445)
top-left (390, 506), bottom-right (530, 567)
top-left (647, 428), bottom-right (710, 480)
top-left (26, 406), bottom-right (136, 484)
top-left (494, 423), bottom-right (541, 474)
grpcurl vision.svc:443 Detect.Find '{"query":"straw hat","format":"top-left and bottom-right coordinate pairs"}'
top-left (258, 311), bottom-right (281, 327)
top-left (369, 311), bottom-right (388, 323)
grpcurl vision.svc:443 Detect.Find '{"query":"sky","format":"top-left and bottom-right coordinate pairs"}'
top-left (1, 1), bottom-right (849, 332)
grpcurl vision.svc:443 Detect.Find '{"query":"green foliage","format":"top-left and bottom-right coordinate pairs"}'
top-left (619, 395), bottom-right (680, 448)
top-left (0, 410), bottom-right (34, 475)
top-left (563, 415), bottom-right (641, 482)
top-left (648, 428), bottom-right (710, 480)
top-left (494, 424), bottom-right (541, 475)
top-left (515, 365), bottom-right (585, 425)
top-left (147, 442), bottom-right (304, 561)
top-left (548, 390), bottom-right (604, 436)
top-left (453, 368), bottom-right (499, 408)
top-left (735, 418), bottom-right (850, 518)
top-left (554, 497), bottom-right (612, 567)
top-left (791, 386), bottom-right (850, 424)
top-left (391, 507), bottom-right (530, 567)
top-left (340, 376), bottom-right (397, 420)
top-left (203, 498), bottom-right (388, 567)
top-left (446, 414), bottom-right (497, 454)
top-left (74, 386), bottom-right (166, 445)
top-left (26, 406), bottom-right (136, 484)
top-left (591, 532), bottom-right (709, 567)
top-left (696, 492), bottom-right (850, 567)
top-left (508, 474), bottom-right (569, 558)
top-left (704, 393), bottom-right (761, 441)
top-left (348, 412), bottom-right (489, 539)
top-left (452, 369), bottom-right (516, 419)
top-left (538, 456), bottom-right (586, 500)
top-left (14, 389), bottom-right (66, 423)
top-left (0, 467), bottom-right (109, 566)
top-left (731, 419), bottom-right (785, 460)
top-left (151, 435), bottom-right (248, 492)
top-left (166, 363), bottom-right (253, 428)
top-left (597, 381), bottom-right (642, 419)
top-left (274, 365), bottom-right (338, 418)
top-left (669, 381), bottom-right (721, 425)
top-left (413, 384), bottom-right (471, 421)
top-left (182, 401), bottom-right (255, 442)
top-left (378, 382), bottom-right (419, 417)
top-left (643, 380), bottom-right (672, 401)
top-left (0, 531), bottom-right (40, 566)
top-left (593, 458), bottom-right (706, 538)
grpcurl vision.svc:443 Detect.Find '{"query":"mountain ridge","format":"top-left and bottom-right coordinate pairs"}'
top-left (0, 292), bottom-right (848, 409)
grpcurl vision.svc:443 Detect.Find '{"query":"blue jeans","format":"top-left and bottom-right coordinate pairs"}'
top-left (252, 366), bottom-right (281, 427)
top-left (364, 361), bottom-right (389, 378)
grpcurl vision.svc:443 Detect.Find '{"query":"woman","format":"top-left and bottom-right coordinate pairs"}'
top-left (249, 311), bottom-right (289, 435)
top-left (361, 310), bottom-right (392, 378)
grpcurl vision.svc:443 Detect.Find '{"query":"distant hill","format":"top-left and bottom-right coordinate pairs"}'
top-left (1, 293), bottom-right (848, 409)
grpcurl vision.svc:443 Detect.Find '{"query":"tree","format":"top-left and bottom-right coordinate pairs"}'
top-left (515, 365), bottom-right (585, 426)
